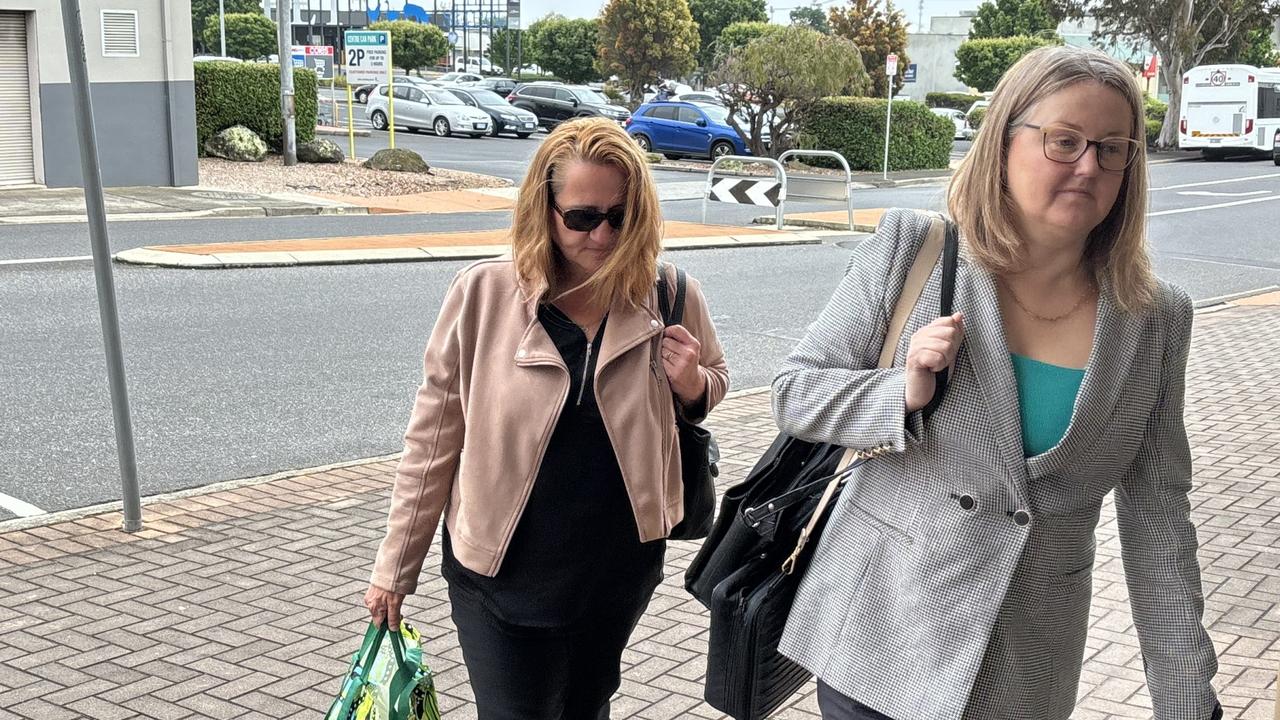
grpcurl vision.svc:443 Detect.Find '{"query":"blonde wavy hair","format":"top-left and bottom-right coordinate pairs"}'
top-left (511, 117), bottom-right (663, 308)
top-left (947, 45), bottom-right (1155, 312)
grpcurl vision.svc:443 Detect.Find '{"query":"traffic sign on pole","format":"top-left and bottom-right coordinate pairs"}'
top-left (344, 30), bottom-right (391, 86)
top-left (885, 53), bottom-right (898, 77)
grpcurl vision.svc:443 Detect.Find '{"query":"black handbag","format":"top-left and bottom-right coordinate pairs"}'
top-left (686, 216), bottom-right (960, 720)
top-left (657, 265), bottom-right (719, 541)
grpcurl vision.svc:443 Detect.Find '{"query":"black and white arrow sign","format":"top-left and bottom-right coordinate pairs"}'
top-left (709, 178), bottom-right (782, 207)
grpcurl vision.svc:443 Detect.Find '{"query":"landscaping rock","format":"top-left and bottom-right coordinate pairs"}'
top-left (297, 139), bottom-right (345, 164)
top-left (362, 148), bottom-right (431, 173)
top-left (204, 125), bottom-right (268, 162)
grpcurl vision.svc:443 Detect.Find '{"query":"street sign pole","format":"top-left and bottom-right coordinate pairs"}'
top-left (278, 0), bottom-right (298, 164)
top-left (882, 53), bottom-right (897, 181)
top-left (58, 0), bottom-right (143, 532)
top-left (219, 0), bottom-right (227, 57)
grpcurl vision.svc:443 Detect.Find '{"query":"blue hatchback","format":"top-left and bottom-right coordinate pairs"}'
top-left (626, 101), bottom-right (752, 160)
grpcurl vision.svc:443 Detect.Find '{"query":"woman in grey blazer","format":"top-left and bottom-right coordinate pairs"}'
top-left (771, 46), bottom-right (1221, 720)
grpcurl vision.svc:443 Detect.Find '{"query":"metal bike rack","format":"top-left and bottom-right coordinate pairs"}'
top-left (778, 150), bottom-right (856, 230)
top-left (702, 155), bottom-right (788, 230)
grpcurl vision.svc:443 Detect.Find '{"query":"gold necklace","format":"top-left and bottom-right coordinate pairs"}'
top-left (1002, 278), bottom-right (1095, 323)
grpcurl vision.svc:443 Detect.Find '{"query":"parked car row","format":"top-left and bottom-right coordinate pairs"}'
top-left (507, 81), bottom-right (632, 130)
top-left (364, 83), bottom-right (538, 138)
top-left (353, 75), bottom-right (516, 104)
top-left (627, 101), bottom-right (766, 160)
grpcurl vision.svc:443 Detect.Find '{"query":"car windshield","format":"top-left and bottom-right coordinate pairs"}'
top-left (573, 88), bottom-right (610, 105)
top-left (429, 92), bottom-right (465, 105)
top-left (699, 105), bottom-right (730, 124)
top-left (468, 89), bottom-right (507, 105)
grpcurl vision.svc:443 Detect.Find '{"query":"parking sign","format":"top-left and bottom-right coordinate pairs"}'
top-left (344, 31), bottom-right (391, 86)
top-left (885, 53), bottom-right (898, 76)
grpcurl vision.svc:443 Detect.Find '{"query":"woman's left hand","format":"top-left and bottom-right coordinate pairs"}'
top-left (661, 325), bottom-right (706, 407)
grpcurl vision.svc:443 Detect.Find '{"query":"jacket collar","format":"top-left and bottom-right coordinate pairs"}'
top-left (955, 259), bottom-right (1144, 495)
top-left (513, 282), bottom-right (664, 370)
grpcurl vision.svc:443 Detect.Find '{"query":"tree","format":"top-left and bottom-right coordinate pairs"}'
top-left (954, 35), bottom-right (1061, 91)
top-left (202, 13), bottom-right (277, 61)
top-left (190, 0), bottom-right (261, 54)
top-left (790, 5), bottom-right (832, 33)
top-left (486, 27), bottom-right (523, 72)
top-left (716, 20), bottom-right (779, 59)
top-left (527, 18), bottom-right (601, 82)
top-left (829, 0), bottom-right (911, 97)
top-left (597, 0), bottom-right (700, 103)
top-left (968, 0), bottom-right (1059, 39)
top-left (688, 0), bottom-right (768, 69)
top-left (1204, 19), bottom-right (1280, 66)
top-left (710, 25), bottom-right (870, 156)
top-left (1057, 0), bottom-right (1280, 147)
top-left (368, 20), bottom-right (450, 75)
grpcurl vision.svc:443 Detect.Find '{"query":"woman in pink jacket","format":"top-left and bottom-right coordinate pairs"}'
top-left (363, 117), bottom-right (729, 720)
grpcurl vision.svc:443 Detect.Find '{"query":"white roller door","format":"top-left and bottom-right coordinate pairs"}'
top-left (0, 12), bottom-right (35, 186)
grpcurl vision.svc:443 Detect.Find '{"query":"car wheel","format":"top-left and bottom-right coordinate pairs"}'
top-left (710, 140), bottom-right (735, 159)
top-left (664, 153), bottom-right (682, 160)
top-left (1274, 151), bottom-right (1280, 166)
top-left (516, 132), bottom-right (532, 139)
top-left (356, 89), bottom-right (369, 104)
top-left (633, 134), bottom-right (652, 152)
top-left (370, 110), bottom-right (388, 131)
top-left (489, 122), bottom-right (500, 137)
top-left (469, 133), bottom-right (484, 138)
top-left (434, 117), bottom-right (452, 137)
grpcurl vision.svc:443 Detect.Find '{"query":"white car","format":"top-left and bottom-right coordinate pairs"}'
top-left (455, 57), bottom-right (501, 75)
top-left (366, 84), bottom-right (492, 137)
top-left (433, 71), bottom-right (483, 85)
top-left (931, 107), bottom-right (975, 140)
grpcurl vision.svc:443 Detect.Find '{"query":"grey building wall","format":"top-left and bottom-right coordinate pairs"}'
top-left (39, 80), bottom-right (197, 188)
top-left (902, 32), bottom-right (971, 98)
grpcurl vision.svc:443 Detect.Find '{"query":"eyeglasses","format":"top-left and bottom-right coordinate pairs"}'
top-left (552, 202), bottom-right (626, 232)
top-left (1019, 123), bottom-right (1141, 173)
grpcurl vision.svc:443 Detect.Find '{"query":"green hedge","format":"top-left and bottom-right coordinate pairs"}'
top-left (799, 97), bottom-right (953, 171)
top-left (194, 62), bottom-right (317, 154)
top-left (1144, 95), bottom-right (1167, 123)
top-left (1145, 119), bottom-right (1162, 147)
top-left (926, 92), bottom-right (984, 111)
top-left (968, 107), bottom-right (987, 129)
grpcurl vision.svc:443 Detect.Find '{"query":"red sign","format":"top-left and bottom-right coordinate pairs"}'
top-left (1142, 55), bottom-right (1158, 79)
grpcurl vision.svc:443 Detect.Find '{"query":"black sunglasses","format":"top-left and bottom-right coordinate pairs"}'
top-left (552, 202), bottom-right (625, 232)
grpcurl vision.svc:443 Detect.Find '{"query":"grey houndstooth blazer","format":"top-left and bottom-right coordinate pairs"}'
top-left (772, 209), bottom-right (1219, 720)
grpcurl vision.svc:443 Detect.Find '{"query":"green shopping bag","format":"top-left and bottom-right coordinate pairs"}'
top-left (325, 622), bottom-right (442, 720)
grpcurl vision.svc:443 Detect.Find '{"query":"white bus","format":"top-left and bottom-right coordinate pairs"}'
top-left (1179, 64), bottom-right (1280, 162)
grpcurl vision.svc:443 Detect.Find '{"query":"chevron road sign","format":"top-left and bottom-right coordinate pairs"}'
top-left (708, 177), bottom-right (782, 207)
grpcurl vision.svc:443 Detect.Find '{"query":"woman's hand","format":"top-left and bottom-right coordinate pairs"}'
top-left (904, 313), bottom-right (965, 413)
top-left (661, 325), bottom-right (706, 407)
top-left (363, 584), bottom-right (406, 630)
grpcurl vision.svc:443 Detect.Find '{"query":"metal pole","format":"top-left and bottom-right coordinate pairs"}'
top-left (58, 0), bottom-right (143, 533)
top-left (219, 0), bottom-right (227, 57)
top-left (516, 22), bottom-right (521, 80)
top-left (278, 0), bottom-right (298, 164)
top-left (505, 21), bottom-right (510, 76)
top-left (882, 76), bottom-right (893, 181)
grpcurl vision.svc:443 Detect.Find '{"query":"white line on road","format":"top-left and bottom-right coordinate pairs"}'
top-left (1160, 254), bottom-right (1277, 271)
top-left (0, 255), bottom-right (93, 267)
top-left (0, 492), bottom-right (45, 517)
top-left (1150, 171), bottom-right (1280, 192)
top-left (1149, 194), bottom-right (1280, 217)
top-left (1177, 190), bottom-right (1271, 197)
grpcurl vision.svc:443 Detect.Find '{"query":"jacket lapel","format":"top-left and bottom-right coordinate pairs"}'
top-left (953, 258), bottom-right (1030, 502)
top-left (596, 291), bottom-right (665, 372)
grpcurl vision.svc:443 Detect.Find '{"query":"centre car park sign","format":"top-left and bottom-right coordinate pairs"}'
top-left (344, 30), bottom-right (391, 86)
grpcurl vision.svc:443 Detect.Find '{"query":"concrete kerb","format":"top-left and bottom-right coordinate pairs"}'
top-left (0, 204), bottom-right (369, 226)
top-left (655, 162), bottom-right (952, 188)
top-left (114, 232), bottom-right (824, 269)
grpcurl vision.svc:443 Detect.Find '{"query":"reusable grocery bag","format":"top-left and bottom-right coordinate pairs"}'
top-left (325, 621), bottom-right (442, 720)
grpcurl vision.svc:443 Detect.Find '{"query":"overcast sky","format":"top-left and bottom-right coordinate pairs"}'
top-left (515, 0), bottom-right (985, 31)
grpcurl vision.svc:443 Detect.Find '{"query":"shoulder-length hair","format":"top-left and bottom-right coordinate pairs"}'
top-left (946, 45), bottom-right (1155, 312)
top-left (511, 117), bottom-right (663, 308)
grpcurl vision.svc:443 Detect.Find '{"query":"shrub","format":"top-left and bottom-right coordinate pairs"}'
top-left (1144, 95), bottom-right (1167, 123)
top-left (954, 35), bottom-right (1061, 92)
top-left (194, 61), bottom-right (317, 154)
top-left (926, 92), bottom-right (985, 111)
top-left (968, 106), bottom-right (987, 129)
top-left (1145, 119), bottom-right (1162, 147)
top-left (799, 97), bottom-right (953, 171)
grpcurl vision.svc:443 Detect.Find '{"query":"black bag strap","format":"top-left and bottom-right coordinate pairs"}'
top-left (655, 264), bottom-right (687, 327)
top-left (923, 220), bottom-right (960, 417)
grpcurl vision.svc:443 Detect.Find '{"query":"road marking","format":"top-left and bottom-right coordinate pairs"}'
top-left (0, 492), bottom-right (44, 517)
top-left (1149, 194), bottom-right (1280, 217)
top-left (1160, 254), bottom-right (1277, 271)
top-left (1177, 190), bottom-right (1271, 197)
top-left (0, 255), bottom-right (93, 266)
top-left (1150, 171), bottom-right (1280, 192)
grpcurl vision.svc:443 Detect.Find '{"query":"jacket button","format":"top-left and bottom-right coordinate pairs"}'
top-left (515, 348), bottom-right (527, 359)
top-left (650, 319), bottom-right (661, 329)
top-left (958, 494), bottom-right (976, 511)
top-left (1013, 510), bottom-right (1031, 526)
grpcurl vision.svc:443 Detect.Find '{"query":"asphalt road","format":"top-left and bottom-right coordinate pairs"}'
top-left (2, 151), bottom-right (1279, 520)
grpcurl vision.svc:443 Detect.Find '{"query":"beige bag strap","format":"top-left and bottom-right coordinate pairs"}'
top-left (782, 214), bottom-right (947, 575)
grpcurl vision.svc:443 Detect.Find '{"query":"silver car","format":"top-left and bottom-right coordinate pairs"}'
top-left (365, 84), bottom-right (493, 138)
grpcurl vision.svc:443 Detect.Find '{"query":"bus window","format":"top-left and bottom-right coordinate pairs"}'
top-left (1260, 84), bottom-right (1280, 119)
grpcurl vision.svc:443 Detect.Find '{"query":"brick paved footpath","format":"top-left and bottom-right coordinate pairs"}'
top-left (1, 300), bottom-right (1277, 720)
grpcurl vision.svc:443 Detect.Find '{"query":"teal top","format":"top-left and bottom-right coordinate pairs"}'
top-left (1010, 353), bottom-right (1086, 457)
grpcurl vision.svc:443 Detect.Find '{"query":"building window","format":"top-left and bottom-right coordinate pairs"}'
top-left (101, 10), bottom-right (140, 57)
